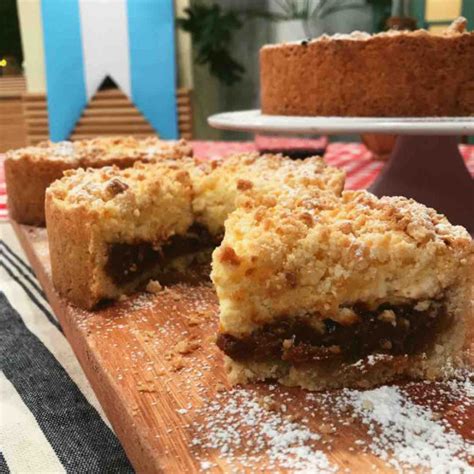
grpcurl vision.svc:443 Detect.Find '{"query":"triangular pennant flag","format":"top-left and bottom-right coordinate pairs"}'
top-left (41, 0), bottom-right (178, 141)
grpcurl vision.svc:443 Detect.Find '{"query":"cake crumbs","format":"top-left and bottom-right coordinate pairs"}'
top-left (187, 310), bottom-right (214, 327)
top-left (137, 381), bottom-right (156, 393)
top-left (146, 279), bottom-right (163, 293)
top-left (175, 339), bottom-right (201, 355)
top-left (170, 356), bottom-right (185, 371)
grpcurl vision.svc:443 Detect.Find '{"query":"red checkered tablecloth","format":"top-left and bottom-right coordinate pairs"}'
top-left (1, 141), bottom-right (473, 221)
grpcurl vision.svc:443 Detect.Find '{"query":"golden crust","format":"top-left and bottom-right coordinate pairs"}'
top-left (5, 136), bottom-right (192, 225)
top-left (193, 152), bottom-right (345, 235)
top-left (212, 190), bottom-right (473, 336)
top-left (260, 18), bottom-right (474, 117)
top-left (5, 136), bottom-right (192, 165)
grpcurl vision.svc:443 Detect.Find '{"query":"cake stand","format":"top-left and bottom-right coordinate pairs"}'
top-left (208, 111), bottom-right (474, 234)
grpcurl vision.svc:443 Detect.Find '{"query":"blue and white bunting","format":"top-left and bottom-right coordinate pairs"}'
top-left (41, 0), bottom-right (178, 141)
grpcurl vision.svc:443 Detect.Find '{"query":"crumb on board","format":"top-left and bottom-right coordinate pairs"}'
top-left (174, 338), bottom-right (201, 355)
top-left (137, 381), bottom-right (156, 393)
top-left (146, 280), bottom-right (163, 293)
top-left (163, 336), bottom-right (202, 371)
top-left (187, 310), bottom-right (214, 327)
top-left (170, 355), bottom-right (185, 371)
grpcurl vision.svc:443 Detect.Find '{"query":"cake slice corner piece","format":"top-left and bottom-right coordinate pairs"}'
top-left (213, 190), bottom-right (473, 391)
top-left (45, 161), bottom-right (194, 309)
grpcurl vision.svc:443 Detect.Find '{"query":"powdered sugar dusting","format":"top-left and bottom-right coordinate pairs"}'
top-left (192, 388), bottom-right (335, 472)
top-left (342, 384), bottom-right (473, 472)
top-left (190, 373), bottom-right (473, 472)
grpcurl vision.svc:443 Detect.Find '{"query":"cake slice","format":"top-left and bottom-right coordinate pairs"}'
top-left (45, 159), bottom-right (207, 309)
top-left (213, 190), bottom-right (472, 390)
top-left (5, 136), bottom-right (192, 225)
top-left (192, 152), bottom-right (345, 236)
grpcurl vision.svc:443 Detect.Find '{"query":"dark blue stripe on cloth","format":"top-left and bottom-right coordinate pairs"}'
top-left (0, 261), bottom-right (61, 332)
top-left (0, 241), bottom-right (37, 278)
top-left (0, 452), bottom-right (10, 474)
top-left (0, 293), bottom-right (134, 473)
top-left (2, 249), bottom-right (47, 301)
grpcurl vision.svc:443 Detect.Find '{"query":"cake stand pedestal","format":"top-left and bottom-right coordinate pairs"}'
top-left (208, 111), bottom-right (474, 234)
top-left (369, 135), bottom-right (473, 234)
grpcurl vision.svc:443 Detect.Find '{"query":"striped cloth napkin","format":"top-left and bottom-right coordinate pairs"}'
top-left (0, 223), bottom-right (133, 473)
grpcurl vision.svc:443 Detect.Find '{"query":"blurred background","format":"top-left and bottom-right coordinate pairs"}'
top-left (1, 0), bottom-right (473, 152)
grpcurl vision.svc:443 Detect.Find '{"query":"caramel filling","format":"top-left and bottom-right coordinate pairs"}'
top-left (216, 302), bottom-right (450, 365)
top-left (104, 224), bottom-right (216, 285)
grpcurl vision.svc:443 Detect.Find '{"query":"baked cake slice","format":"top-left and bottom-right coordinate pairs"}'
top-left (45, 159), bottom-right (204, 308)
top-left (5, 136), bottom-right (192, 225)
top-left (213, 190), bottom-right (472, 390)
top-left (193, 152), bottom-right (345, 236)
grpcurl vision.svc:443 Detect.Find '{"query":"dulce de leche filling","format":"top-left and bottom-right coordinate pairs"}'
top-left (216, 301), bottom-right (451, 365)
top-left (104, 224), bottom-right (215, 285)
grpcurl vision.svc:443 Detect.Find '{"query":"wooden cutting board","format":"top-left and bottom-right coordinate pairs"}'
top-left (13, 222), bottom-right (474, 473)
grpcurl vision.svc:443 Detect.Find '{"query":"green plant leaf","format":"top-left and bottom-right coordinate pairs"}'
top-left (177, 2), bottom-right (245, 86)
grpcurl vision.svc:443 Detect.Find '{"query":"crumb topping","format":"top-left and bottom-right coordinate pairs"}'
top-left (47, 159), bottom-right (195, 244)
top-left (261, 17), bottom-right (470, 50)
top-left (193, 152), bottom-right (345, 235)
top-left (213, 190), bottom-right (473, 336)
top-left (5, 136), bottom-right (192, 165)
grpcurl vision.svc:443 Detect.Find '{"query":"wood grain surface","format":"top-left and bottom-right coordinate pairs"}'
top-left (0, 77), bottom-right (27, 152)
top-left (22, 88), bottom-right (193, 145)
top-left (13, 222), bottom-right (473, 473)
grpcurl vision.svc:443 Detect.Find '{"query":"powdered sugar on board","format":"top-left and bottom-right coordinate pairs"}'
top-left (191, 388), bottom-right (334, 473)
top-left (340, 383), bottom-right (473, 472)
top-left (189, 373), bottom-right (473, 473)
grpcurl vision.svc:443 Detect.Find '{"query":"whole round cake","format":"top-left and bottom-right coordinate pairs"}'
top-left (260, 17), bottom-right (474, 117)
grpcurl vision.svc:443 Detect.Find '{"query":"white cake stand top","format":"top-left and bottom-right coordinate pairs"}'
top-left (208, 110), bottom-right (474, 135)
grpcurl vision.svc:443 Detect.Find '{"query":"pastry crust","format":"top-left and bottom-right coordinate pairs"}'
top-left (260, 18), bottom-right (474, 117)
top-left (44, 145), bottom-right (472, 391)
top-left (46, 160), bottom-right (194, 308)
top-left (5, 136), bottom-right (192, 225)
